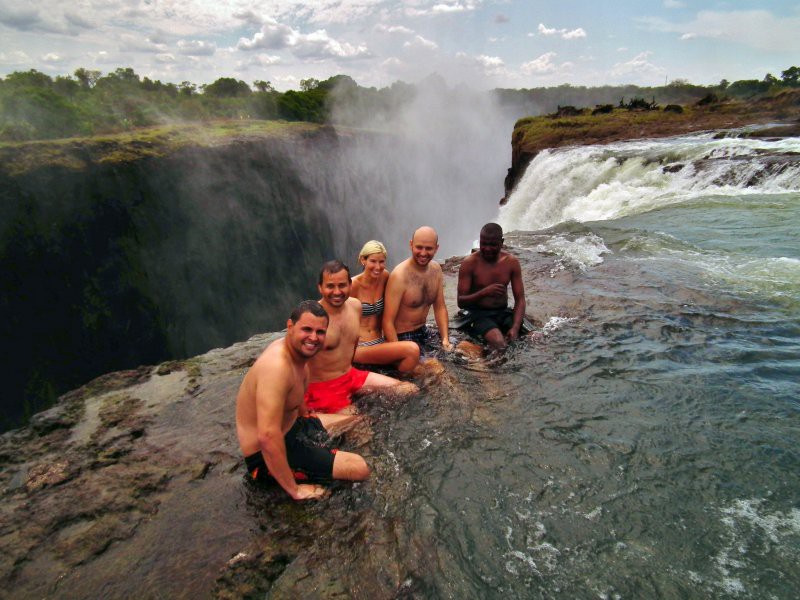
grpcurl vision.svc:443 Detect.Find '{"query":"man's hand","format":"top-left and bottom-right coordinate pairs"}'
top-left (441, 338), bottom-right (453, 352)
top-left (483, 283), bottom-right (507, 298)
top-left (505, 327), bottom-right (520, 342)
top-left (291, 484), bottom-right (328, 500)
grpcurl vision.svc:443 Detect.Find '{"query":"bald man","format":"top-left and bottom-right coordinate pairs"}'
top-left (383, 226), bottom-right (452, 353)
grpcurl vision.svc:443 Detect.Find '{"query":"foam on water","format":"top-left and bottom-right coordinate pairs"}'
top-left (534, 233), bottom-right (611, 273)
top-left (711, 498), bottom-right (800, 596)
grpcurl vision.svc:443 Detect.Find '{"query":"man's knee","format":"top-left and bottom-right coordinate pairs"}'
top-left (333, 452), bottom-right (370, 481)
top-left (484, 328), bottom-right (507, 349)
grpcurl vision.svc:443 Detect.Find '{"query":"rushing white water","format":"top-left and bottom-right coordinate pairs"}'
top-left (499, 131), bottom-right (800, 232)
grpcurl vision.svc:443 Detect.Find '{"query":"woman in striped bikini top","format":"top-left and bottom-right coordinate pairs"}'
top-left (350, 240), bottom-right (420, 374)
top-left (361, 297), bottom-right (384, 317)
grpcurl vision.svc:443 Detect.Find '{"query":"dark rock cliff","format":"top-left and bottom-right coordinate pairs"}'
top-left (0, 125), bottom-right (390, 429)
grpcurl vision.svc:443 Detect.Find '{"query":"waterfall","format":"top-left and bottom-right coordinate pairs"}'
top-left (499, 132), bottom-right (800, 231)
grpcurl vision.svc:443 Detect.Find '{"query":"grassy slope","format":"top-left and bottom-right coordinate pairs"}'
top-left (510, 91), bottom-right (800, 171)
top-left (0, 120), bottom-right (328, 177)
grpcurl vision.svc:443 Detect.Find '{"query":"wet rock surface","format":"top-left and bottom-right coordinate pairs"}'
top-left (0, 332), bottom-right (269, 598)
top-left (0, 261), bottom-right (467, 599)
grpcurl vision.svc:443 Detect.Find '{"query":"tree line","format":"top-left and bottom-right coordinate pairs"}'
top-left (1, 66), bottom-right (798, 142)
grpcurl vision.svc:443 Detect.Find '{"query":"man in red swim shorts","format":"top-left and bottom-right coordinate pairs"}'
top-left (306, 260), bottom-right (417, 413)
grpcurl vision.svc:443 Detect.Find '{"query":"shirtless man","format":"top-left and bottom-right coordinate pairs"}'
top-left (305, 260), bottom-right (417, 413)
top-left (457, 222), bottom-right (526, 351)
top-left (383, 226), bottom-right (452, 353)
top-left (235, 300), bottom-right (369, 501)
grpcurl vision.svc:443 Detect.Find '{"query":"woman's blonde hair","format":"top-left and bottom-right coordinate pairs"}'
top-left (359, 240), bottom-right (387, 261)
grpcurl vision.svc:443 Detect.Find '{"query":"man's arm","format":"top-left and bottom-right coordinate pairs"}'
top-left (456, 260), bottom-right (473, 309)
top-left (255, 364), bottom-right (323, 500)
top-left (382, 270), bottom-right (403, 342)
top-left (507, 257), bottom-right (526, 341)
top-left (432, 266), bottom-right (452, 350)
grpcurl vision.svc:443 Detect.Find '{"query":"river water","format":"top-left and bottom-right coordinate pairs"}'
top-left (333, 130), bottom-right (800, 598)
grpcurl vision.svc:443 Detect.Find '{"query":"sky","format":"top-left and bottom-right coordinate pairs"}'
top-left (1, 1), bottom-right (799, 91)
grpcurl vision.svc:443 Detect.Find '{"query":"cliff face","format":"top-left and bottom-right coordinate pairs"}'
top-left (0, 124), bottom-right (399, 429)
top-left (503, 91), bottom-right (800, 202)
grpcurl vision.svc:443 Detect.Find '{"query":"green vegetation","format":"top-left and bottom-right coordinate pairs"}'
top-left (1, 65), bottom-right (798, 143)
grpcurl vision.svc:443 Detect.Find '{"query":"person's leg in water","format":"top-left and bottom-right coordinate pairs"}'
top-left (315, 412), bottom-right (370, 481)
top-left (354, 340), bottom-right (420, 374)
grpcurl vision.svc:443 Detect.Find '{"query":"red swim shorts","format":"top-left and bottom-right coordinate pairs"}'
top-left (305, 367), bottom-right (370, 413)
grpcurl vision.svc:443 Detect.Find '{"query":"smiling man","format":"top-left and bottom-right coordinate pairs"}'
top-left (235, 300), bottom-right (369, 501)
top-left (383, 226), bottom-right (452, 353)
top-left (305, 260), bottom-right (416, 414)
top-left (456, 223), bottom-right (526, 352)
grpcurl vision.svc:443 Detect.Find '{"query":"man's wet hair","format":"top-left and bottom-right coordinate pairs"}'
top-left (480, 222), bottom-right (503, 238)
top-left (290, 299), bottom-right (329, 324)
top-left (318, 259), bottom-right (351, 285)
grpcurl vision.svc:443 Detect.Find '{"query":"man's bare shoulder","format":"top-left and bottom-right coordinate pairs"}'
top-left (251, 338), bottom-right (291, 377)
top-left (345, 296), bottom-right (361, 315)
top-left (387, 258), bottom-right (410, 285)
top-left (459, 253), bottom-right (479, 270)
top-left (500, 251), bottom-right (522, 269)
top-left (390, 258), bottom-right (411, 277)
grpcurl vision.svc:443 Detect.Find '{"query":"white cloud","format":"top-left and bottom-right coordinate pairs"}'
top-left (432, 3), bottom-right (466, 14)
top-left (538, 23), bottom-right (557, 36)
top-left (611, 51), bottom-right (664, 79)
top-left (119, 34), bottom-right (169, 54)
top-left (237, 18), bottom-right (294, 51)
top-left (237, 17), bottom-right (369, 60)
top-left (538, 23), bottom-right (587, 40)
top-left (375, 24), bottom-right (414, 35)
top-left (663, 0), bottom-right (685, 8)
top-left (177, 40), bottom-right (217, 56)
top-left (404, 0), bottom-right (482, 17)
top-left (0, 50), bottom-right (30, 65)
top-left (475, 54), bottom-right (507, 77)
top-left (563, 28), bottom-right (586, 40)
top-left (253, 54), bottom-right (281, 66)
top-left (521, 52), bottom-right (558, 75)
top-left (233, 10), bottom-right (264, 27)
top-left (40, 52), bottom-right (63, 63)
top-left (155, 54), bottom-right (176, 64)
top-left (404, 35), bottom-right (439, 51)
top-left (636, 10), bottom-right (800, 52)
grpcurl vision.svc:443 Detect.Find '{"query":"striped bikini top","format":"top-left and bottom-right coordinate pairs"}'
top-left (361, 297), bottom-right (384, 317)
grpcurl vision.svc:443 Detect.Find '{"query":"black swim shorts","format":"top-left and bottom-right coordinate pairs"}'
top-left (244, 415), bottom-right (336, 482)
top-left (464, 308), bottom-right (515, 338)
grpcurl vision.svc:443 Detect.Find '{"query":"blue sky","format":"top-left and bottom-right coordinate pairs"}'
top-left (1, 1), bottom-right (798, 90)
